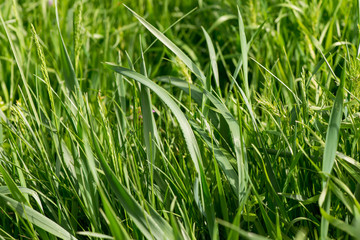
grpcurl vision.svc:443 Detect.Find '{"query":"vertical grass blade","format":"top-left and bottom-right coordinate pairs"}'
top-left (237, 6), bottom-right (249, 99)
top-left (320, 62), bottom-right (344, 240)
top-left (139, 39), bottom-right (162, 162)
top-left (322, 85), bottom-right (344, 176)
top-left (55, 0), bottom-right (79, 98)
top-left (0, 12), bottom-right (40, 124)
top-left (202, 27), bottom-right (219, 93)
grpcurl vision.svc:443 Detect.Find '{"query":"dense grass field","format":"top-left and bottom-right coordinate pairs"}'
top-left (1, 0), bottom-right (360, 239)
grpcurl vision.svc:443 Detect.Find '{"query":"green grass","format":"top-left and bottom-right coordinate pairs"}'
top-left (0, 0), bottom-right (360, 239)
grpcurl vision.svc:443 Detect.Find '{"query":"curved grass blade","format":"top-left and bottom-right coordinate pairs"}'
top-left (106, 64), bottom-right (203, 174)
top-left (0, 194), bottom-right (77, 240)
top-left (201, 88), bottom-right (248, 199)
top-left (124, 5), bottom-right (206, 85)
top-left (190, 120), bottom-right (238, 193)
top-left (157, 76), bottom-right (203, 104)
top-left (208, 15), bottom-right (237, 33)
top-left (0, 186), bottom-right (43, 212)
top-left (105, 63), bottom-right (218, 239)
top-left (320, 207), bottom-right (360, 237)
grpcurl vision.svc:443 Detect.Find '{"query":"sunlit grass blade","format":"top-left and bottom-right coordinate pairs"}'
top-left (237, 6), bottom-right (249, 99)
top-left (106, 63), bottom-right (202, 175)
top-left (157, 76), bottom-right (203, 104)
top-left (76, 231), bottom-right (114, 239)
top-left (0, 186), bottom-right (43, 211)
top-left (232, 20), bottom-right (266, 82)
top-left (202, 27), bottom-right (219, 93)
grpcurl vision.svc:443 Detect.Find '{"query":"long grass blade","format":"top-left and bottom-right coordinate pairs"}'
top-left (0, 194), bottom-right (77, 240)
top-left (124, 5), bottom-right (206, 84)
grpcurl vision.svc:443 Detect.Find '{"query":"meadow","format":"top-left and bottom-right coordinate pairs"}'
top-left (0, 0), bottom-right (360, 239)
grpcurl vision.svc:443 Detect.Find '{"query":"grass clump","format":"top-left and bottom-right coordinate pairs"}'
top-left (1, 0), bottom-right (360, 239)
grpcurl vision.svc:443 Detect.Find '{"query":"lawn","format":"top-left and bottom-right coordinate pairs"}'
top-left (0, 0), bottom-right (359, 239)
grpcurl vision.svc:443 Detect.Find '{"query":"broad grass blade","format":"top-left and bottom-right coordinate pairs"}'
top-left (320, 69), bottom-right (344, 239)
top-left (0, 163), bottom-right (28, 205)
top-left (0, 194), bottom-right (77, 240)
top-left (98, 187), bottom-right (131, 239)
top-left (322, 78), bottom-right (344, 177)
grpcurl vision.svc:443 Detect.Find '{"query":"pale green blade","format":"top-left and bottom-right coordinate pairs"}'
top-left (202, 27), bottom-right (219, 91)
top-left (237, 6), bottom-right (249, 99)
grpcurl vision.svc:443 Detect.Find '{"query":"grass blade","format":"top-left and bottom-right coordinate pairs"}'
top-left (105, 63), bottom-right (218, 239)
top-left (237, 6), bottom-right (249, 99)
top-left (202, 27), bottom-right (219, 93)
top-left (124, 5), bottom-right (206, 84)
top-left (55, 0), bottom-right (79, 97)
top-left (0, 194), bottom-right (77, 240)
top-left (320, 63), bottom-right (344, 239)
